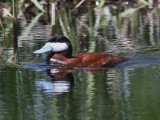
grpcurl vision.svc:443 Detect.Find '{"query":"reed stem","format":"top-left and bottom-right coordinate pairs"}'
top-left (51, 3), bottom-right (55, 26)
top-left (12, 0), bottom-right (18, 22)
top-left (51, 3), bottom-right (56, 36)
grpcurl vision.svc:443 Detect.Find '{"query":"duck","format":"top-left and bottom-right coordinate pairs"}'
top-left (33, 35), bottom-right (127, 67)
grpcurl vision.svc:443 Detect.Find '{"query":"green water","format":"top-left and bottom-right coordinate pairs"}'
top-left (1, 66), bottom-right (160, 120)
top-left (1, 1), bottom-right (160, 120)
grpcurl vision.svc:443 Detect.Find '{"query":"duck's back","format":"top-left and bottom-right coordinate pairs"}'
top-left (74, 53), bottom-right (127, 67)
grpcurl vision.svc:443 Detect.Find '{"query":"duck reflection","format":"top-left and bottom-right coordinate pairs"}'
top-left (36, 67), bottom-right (109, 95)
top-left (46, 68), bottom-right (74, 94)
top-left (47, 68), bottom-right (110, 93)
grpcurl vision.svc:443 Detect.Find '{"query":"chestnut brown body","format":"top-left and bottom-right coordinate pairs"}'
top-left (49, 53), bottom-right (127, 67)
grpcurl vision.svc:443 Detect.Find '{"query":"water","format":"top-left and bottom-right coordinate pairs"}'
top-left (1, 1), bottom-right (160, 120)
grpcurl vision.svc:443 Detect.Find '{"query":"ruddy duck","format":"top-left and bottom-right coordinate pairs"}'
top-left (33, 35), bottom-right (127, 67)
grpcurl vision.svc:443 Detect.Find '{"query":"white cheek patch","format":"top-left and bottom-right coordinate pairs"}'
top-left (49, 42), bottom-right (68, 52)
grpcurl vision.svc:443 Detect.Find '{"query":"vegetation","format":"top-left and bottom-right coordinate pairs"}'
top-left (0, 0), bottom-right (157, 64)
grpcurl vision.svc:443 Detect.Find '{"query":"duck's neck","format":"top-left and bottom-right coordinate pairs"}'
top-left (55, 50), bottom-right (72, 57)
top-left (45, 52), bottom-right (54, 64)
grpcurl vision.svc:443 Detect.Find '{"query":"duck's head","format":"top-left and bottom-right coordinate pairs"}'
top-left (33, 35), bottom-right (73, 57)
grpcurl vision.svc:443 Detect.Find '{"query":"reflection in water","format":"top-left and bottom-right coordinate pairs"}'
top-left (36, 69), bottom-right (74, 95)
top-left (35, 67), bottom-right (109, 95)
